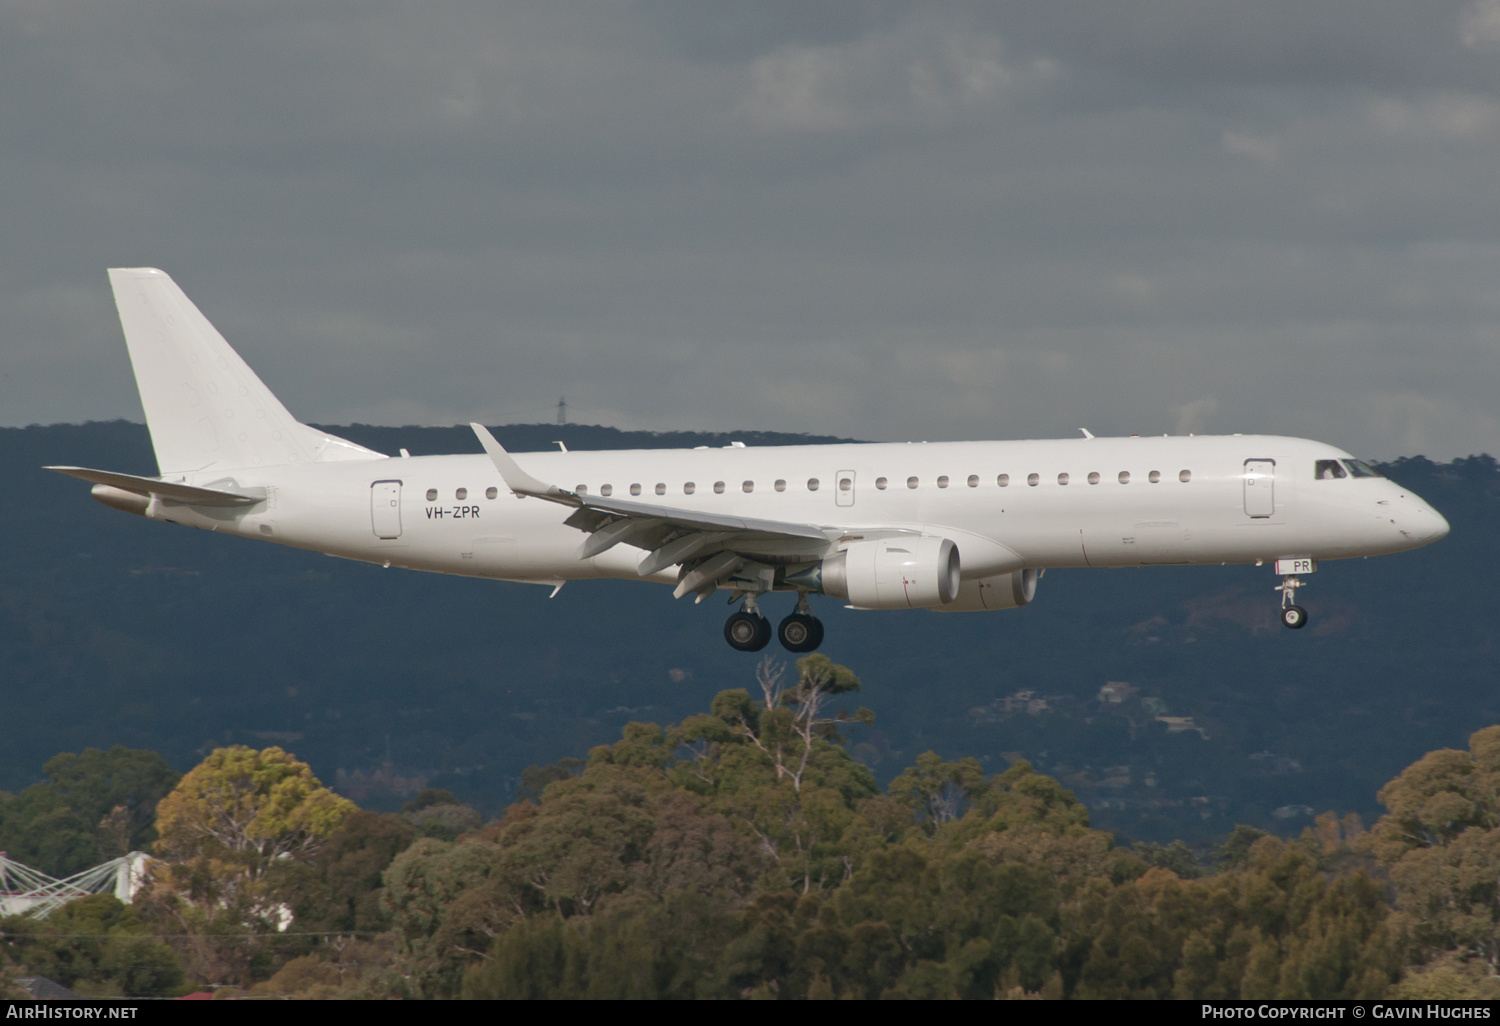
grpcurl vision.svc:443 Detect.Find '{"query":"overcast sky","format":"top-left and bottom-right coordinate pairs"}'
top-left (5, 1), bottom-right (1500, 459)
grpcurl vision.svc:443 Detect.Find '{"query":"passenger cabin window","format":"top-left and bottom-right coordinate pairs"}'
top-left (426, 488), bottom-right (438, 501)
top-left (1118, 471), bottom-right (1130, 484)
top-left (1148, 471), bottom-right (1161, 483)
top-left (684, 482), bottom-right (695, 494)
top-left (486, 487), bottom-right (498, 499)
top-left (600, 484), bottom-right (613, 496)
top-left (630, 483), bottom-right (641, 496)
top-left (907, 476), bottom-right (919, 489)
top-left (1087, 472), bottom-right (1100, 485)
top-left (808, 478), bottom-right (820, 491)
top-left (1344, 459), bottom-right (1383, 478)
top-left (577, 485), bottom-right (589, 495)
top-left (743, 481), bottom-right (754, 493)
top-left (656, 483), bottom-right (666, 495)
top-left (967, 475), bottom-right (979, 488)
top-left (998, 474), bottom-right (1010, 487)
top-left (839, 478), bottom-right (852, 492)
top-left (774, 479), bottom-right (786, 492)
top-left (876, 477), bottom-right (888, 489)
top-left (456, 488), bottom-right (467, 500)
top-left (1058, 473), bottom-right (1069, 485)
top-left (1178, 470), bottom-right (1191, 483)
top-left (1027, 473), bottom-right (1039, 486)
top-left (713, 481), bottom-right (725, 494)
top-left (937, 476), bottom-right (949, 489)
top-left (1315, 459), bottom-right (1347, 480)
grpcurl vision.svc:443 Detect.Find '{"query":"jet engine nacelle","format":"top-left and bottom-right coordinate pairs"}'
top-left (937, 568), bottom-right (1040, 612)
top-left (821, 537), bottom-right (960, 609)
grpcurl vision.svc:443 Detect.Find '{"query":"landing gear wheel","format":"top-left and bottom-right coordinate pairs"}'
top-left (1281, 605), bottom-right (1308, 630)
top-left (777, 613), bottom-right (824, 653)
top-left (725, 611), bottom-right (772, 651)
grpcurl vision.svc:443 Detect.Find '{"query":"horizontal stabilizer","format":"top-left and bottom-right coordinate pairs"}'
top-left (44, 466), bottom-right (264, 507)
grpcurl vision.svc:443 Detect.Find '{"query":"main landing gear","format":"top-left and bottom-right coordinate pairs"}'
top-left (724, 594), bottom-right (824, 653)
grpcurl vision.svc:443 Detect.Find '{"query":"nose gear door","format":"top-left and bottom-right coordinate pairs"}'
top-left (1242, 460), bottom-right (1275, 518)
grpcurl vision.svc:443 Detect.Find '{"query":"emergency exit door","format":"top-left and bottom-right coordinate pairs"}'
top-left (1242, 460), bottom-right (1275, 518)
top-left (371, 480), bottom-right (403, 538)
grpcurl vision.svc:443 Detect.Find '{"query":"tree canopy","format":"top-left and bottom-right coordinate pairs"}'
top-left (12, 659), bottom-right (1500, 998)
top-left (154, 745), bottom-right (356, 869)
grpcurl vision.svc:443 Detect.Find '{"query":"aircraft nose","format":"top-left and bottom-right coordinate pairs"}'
top-left (1425, 506), bottom-right (1451, 543)
top-left (1404, 499), bottom-right (1450, 545)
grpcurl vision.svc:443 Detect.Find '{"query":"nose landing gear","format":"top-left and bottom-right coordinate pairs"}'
top-left (723, 593), bottom-right (825, 652)
top-left (1277, 574), bottom-right (1308, 630)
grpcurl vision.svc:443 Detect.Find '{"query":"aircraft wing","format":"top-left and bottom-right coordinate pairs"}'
top-left (44, 466), bottom-right (265, 507)
top-left (471, 424), bottom-right (834, 598)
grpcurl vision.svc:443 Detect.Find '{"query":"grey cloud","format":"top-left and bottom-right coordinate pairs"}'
top-left (2, 3), bottom-right (1499, 459)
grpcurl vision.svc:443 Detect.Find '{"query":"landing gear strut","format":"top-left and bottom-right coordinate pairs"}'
top-left (777, 594), bottom-right (824, 653)
top-left (1277, 574), bottom-right (1309, 630)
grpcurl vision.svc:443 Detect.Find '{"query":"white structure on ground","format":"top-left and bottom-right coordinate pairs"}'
top-left (0, 851), bottom-right (151, 919)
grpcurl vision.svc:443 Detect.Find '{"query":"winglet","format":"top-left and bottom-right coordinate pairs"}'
top-left (470, 423), bottom-right (575, 502)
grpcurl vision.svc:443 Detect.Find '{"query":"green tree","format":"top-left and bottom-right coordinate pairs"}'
top-left (0, 747), bottom-right (178, 876)
top-left (142, 745), bottom-right (356, 987)
top-left (1366, 725), bottom-right (1500, 992)
top-left (0, 894), bottom-right (184, 997)
top-left (274, 809), bottom-right (417, 936)
top-left (154, 745), bottom-right (356, 870)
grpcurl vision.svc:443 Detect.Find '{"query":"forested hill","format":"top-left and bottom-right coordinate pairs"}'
top-left (1, 421), bottom-right (1495, 844)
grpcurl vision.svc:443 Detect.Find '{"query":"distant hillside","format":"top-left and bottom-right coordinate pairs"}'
top-left (1, 422), bottom-right (1492, 843)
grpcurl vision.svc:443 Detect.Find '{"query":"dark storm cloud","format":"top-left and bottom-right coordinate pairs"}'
top-left (3, 2), bottom-right (1500, 457)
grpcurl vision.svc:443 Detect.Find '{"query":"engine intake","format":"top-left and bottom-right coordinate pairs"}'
top-left (821, 537), bottom-right (960, 609)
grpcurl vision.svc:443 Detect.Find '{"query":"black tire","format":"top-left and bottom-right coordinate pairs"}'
top-left (778, 613), bottom-right (823, 653)
top-left (1281, 605), bottom-right (1308, 630)
top-left (725, 611), bottom-right (772, 651)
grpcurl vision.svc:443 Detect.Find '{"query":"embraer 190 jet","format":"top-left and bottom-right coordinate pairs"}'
top-left (48, 269), bottom-right (1450, 652)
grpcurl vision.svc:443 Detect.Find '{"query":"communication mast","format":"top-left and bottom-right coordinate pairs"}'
top-left (556, 397), bottom-right (568, 425)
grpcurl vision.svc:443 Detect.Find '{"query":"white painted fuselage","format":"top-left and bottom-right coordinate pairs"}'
top-left (144, 433), bottom-right (1447, 586)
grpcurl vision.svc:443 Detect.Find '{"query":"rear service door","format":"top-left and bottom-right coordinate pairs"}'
top-left (371, 480), bottom-right (403, 538)
top-left (1242, 460), bottom-right (1275, 518)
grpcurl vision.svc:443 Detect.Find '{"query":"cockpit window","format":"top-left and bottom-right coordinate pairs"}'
top-left (1314, 459), bottom-right (1347, 480)
top-left (1343, 459), bottom-right (1383, 478)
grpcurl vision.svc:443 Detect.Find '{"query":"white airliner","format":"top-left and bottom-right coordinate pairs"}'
top-left (47, 269), bottom-right (1450, 652)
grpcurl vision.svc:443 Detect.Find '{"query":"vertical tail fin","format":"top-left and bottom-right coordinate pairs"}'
top-left (107, 268), bottom-right (383, 475)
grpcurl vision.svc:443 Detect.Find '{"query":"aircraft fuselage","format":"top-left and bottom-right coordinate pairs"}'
top-left (141, 433), bottom-right (1446, 585)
